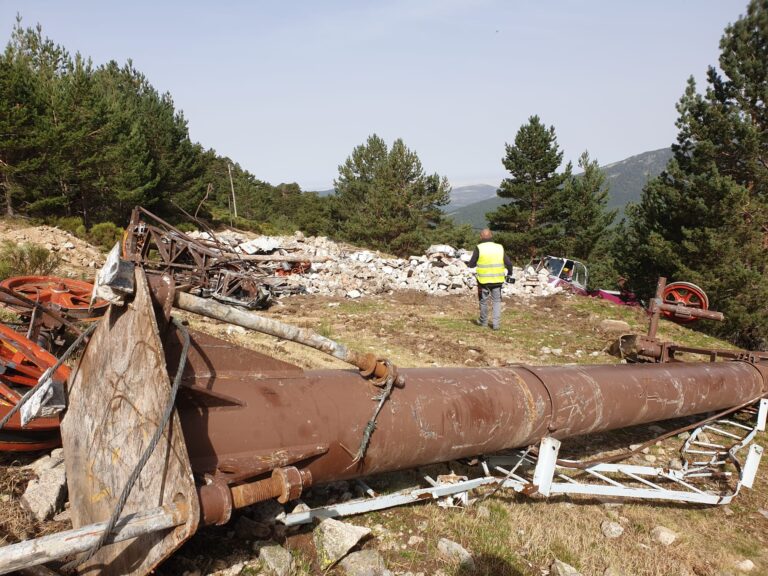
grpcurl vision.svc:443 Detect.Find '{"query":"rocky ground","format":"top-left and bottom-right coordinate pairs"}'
top-left (0, 223), bottom-right (766, 576)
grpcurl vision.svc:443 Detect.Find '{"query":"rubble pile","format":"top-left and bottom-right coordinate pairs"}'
top-left (189, 230), bottom-right (563, 299)
top-left (0, 225), bottom-right (105, 272)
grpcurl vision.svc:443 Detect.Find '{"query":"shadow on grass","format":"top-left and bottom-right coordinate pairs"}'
top-left (454, 553), bottom-right (525, 576)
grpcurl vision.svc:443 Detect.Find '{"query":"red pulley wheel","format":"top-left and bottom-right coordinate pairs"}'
top-left (0, 275), bottom-right (108, 318)
top-left (662, 281), bottom-right (709, 324)
top-left (0, 324), bottom-right (67, 450)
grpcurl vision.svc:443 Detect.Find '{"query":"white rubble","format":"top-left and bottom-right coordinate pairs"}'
top-left (212, 231), bottom-right (565, 300)
top-left (21, 448), bottom-right (67, 521)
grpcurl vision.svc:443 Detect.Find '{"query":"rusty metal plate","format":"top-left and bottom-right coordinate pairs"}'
top-left (61, 269), bottom-right (199, 576)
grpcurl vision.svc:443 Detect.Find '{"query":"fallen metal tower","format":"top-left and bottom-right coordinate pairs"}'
top-left (1, 267), bottom-right (765, 575)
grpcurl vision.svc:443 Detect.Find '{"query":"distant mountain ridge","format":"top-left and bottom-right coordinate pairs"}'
top-left (447, 147), bottom-right (672, 229)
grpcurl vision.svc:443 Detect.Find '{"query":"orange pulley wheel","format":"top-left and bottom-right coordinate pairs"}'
top-left (0, 324), bottom-right (67, 450)
top-left (0, 275), bottom-right (108, 318)
top-left (662, 281), bottom-right (710, 324)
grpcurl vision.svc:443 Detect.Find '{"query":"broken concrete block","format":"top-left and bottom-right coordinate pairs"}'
top-left (313, 518), bottom-right (371, 569)
top-left (21, 453), bottom-right (67, 521)
top-left (339, 549), bottom-right (392, 576)
top-left (259, 543), bottom-right (295, 576)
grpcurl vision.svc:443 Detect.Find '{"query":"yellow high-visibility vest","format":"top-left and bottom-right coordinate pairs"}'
top-left (476, 242), bottom-right (506, 284)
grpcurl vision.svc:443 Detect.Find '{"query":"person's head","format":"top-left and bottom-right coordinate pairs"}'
top-left (480, 228), bottom-right (493, 241)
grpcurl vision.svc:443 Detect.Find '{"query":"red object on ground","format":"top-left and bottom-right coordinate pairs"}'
top-left (662, 281), bottom-right (709, 323)
top-left (0, 324), bottom-right (67, 451)
top-left (0, 275), bottom-right (108, 315)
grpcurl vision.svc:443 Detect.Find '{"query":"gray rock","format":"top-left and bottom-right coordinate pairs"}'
top-left (601, 520), bottom-right (624, 539)
top-left (598, 319), bottom-right (631, 333)
top-left (651, 525), bottom-right (677, 546)
top-left (734, 559), bottom-right (755, 573)
top-left (21, 453), bottom-right (67, 521)
top-left (339, 550), bottom-right (392, 576)
top-left (436, 538), bottom-right (474, 570)
top-left (314, 518), bottom-right (371, 568)
top-left (758, 508), bottom-right (768, 520)
top-left (259, 544), bottom-right (295, 576)
top-left (550, 559), bottom-right (583, 576)
top-left (407, 535), bottom-right (424, 546)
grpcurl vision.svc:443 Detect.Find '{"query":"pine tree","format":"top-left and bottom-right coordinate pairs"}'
top-left (333, 135), bottom-right (452, 256)
top-left (558, 151), bottom-right (617, 260)
top-left (487, 115), bottom-right (570, 259)
top-left (621, 0), bottom-right (768, 349)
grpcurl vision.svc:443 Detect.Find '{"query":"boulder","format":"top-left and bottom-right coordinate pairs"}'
top-left (550, 559), bottom-right (583, 576)
top-left (436, 538), bottom-right (474, 570)
top-left (650, 525), bottom-right (677, 546)
top-left (339, 550), bottom-right (392, 576)
top-left (259, 544), bottom-right (295, 576)
top-left (314, 518), bottom-right (371, 568)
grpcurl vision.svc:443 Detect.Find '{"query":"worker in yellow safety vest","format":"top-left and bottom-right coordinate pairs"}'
top-left (467, 229), bottom-right (514, 330)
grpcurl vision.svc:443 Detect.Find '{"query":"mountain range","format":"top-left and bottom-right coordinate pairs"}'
top-left (446, 147), bottom-right (673, 229)
top-left (310, 147), bottom-right (673, 230)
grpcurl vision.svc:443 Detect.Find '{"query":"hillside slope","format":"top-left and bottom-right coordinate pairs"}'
top-left (449, 147), bottom-right (672, 229)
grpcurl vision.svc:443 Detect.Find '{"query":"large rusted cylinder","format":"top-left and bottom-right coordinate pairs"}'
top-left (167, 330), bottom-right (767, 490)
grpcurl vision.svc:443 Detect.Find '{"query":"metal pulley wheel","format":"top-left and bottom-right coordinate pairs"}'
top-left (0, 324), bottom-right (67, 450)
top-left (0, 275), bottom-right (108, 319)
top-left (662, 281), bottom-right (709, 323)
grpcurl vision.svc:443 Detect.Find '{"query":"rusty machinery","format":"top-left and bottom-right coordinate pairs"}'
top-left (0, 267), bottom-right (766, 575)
top-left (122, 206), bottom-right (316, 309)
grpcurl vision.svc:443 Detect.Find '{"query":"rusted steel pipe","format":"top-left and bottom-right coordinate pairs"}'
top-left (161, 329), bottom-right (768, 524)
top-left (656, 302), bottom-right (725, 322)
top-left (174, 290), bottom-right (397, 382)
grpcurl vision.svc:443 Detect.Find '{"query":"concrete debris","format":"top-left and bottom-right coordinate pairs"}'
top-left (436, 538), bottom-right (474, 570)
top-left (184, 231), bottom-right (564, 300)
top-left (600, 520), bottom-right (624, 539)
top-left (650, 525), bottom-right (678, 546)
top-left (339, 550), bottom-right (393, 576)
top-left (0, 226), bottom-right (105, 275)
top-left (21, 449), bottom-right (67, 521)
top-left (313, 518), bottom-right (372, 569)
top-left (550, 559), bottom-right (583, 576)
top-left (258, 543), bottom-right (295, 576)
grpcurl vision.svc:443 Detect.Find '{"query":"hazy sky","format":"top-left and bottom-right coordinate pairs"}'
top-left (0, 1), bottom-right (747, 190)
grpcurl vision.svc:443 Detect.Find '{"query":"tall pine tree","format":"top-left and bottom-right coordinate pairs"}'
top-left (557, 151), bottom-right (617, 260)
top-left (333, 134), bottom-right (453, 256)
top-left (621, 0), bottom-right (768, 349)
top-left (487, 115), bottom-right (570, 259)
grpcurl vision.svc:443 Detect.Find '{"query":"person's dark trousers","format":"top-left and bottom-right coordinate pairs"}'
top-left (477, 284), bottom-right (502, 329)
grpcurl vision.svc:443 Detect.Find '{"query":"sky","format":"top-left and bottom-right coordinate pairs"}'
top-left (0, 1), bottom-right (749, 190)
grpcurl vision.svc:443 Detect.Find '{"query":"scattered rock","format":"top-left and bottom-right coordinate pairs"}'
top-left (259, 544), bottom-right (295, 576)
top-left (21, 450), bottom-right (67, 521)
top-left (758, 508), bottom-right (768, 520)
top-left (598, 319), bottom-right (631, 333)
top-left (339, 550), bottom-right (392, 576)
top-left (644, 454), bottom-right (657, 463)
top-left (436, 538), bottom-right (474, 570)
top-left (601, 520), bottom-right (624, 539)
top-left (734, 559), bottom-right (755, 573)
top-left (603, 567), bottom-right (624, 576)
top-left (550, 559), bottom-right (583, 576)
top-left (314, 518), bottom-right (371, 568)
top-left (650, 525), bottom-right (677, 546)
top-left (407, 535), bottom-right (424, 546)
